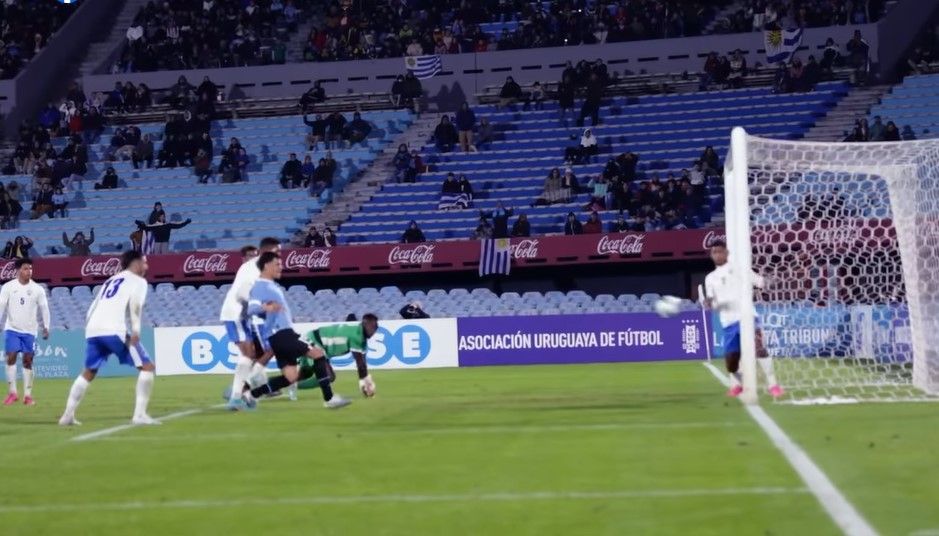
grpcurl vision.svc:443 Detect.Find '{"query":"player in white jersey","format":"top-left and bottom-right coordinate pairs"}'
top-left (220, 238), bottom-right (281, 410)
top-left (0, 258), bottom-right (50, 406)
top-left (703, 240), bottom-right (783, 398)
top-left (59, 251), bottom-right (158, 426)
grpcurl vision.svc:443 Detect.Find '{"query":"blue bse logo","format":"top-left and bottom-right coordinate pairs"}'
top-left (182, 332), bottom-right (236, 372)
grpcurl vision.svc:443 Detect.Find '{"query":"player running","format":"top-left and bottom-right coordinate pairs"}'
top-left (220, 238), bottom-right (280, 410)
top-left (59, 251), bottom-right (158, 426)
top-left (703, 240), bottom-right (783, 399)
top-left (295, 316), bottom-right (378, 397)
top-left (0, 258), bottom-right (50, 406)
top-left (242, 251), bottom-right (351, 409)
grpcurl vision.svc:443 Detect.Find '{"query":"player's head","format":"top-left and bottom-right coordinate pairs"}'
top-left (257, 251), bottom-right (282, 279)
top-left (240, 245), bottom-right (258, 260)
top-left (121, 250), bottom-right (148, 276)
top-left (362, 313), bottom-right (379, 339)
top-left (259, 237), bottom-right (281, 254)
top-left (14, 257), bottom-right (32, 281)
top-left (709, 239), bottom-right (728, 267)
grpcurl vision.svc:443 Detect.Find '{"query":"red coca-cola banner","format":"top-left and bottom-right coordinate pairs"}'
top-left (2, 229), bottom-right (725, 286)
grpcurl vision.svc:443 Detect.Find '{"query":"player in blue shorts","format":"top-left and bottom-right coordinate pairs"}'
top-left (0, 258), bottom-right (50, 406)
top-left (59, 251), bottom-right (159, 426)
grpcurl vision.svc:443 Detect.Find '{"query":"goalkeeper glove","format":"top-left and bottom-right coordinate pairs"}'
top-left (358, 375), bottom-right (376, 398)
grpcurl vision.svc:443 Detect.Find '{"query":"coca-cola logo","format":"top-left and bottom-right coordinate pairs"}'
top-left (80, 257), bottom-right (122, 277)
top-left (284, 249), bottom-right (331, 270)
top-left (596, 234), bottom-right (645, 255)
top-left (808, 226), bottom-right (862, 245)
top-left (510, 239), bottom-right (540, 259)
top-left (0, 261), bottom-right (16, 280)
top-left (183, 253), bottom-right (231, 274)
top-left (702, 230), bottom-right (726, 249)
top-left (388, 244), bottom-right (435, 265)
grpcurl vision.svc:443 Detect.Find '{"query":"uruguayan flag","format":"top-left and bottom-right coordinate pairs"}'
top-left (479, 238), bottom-right (511, 277)
top-left (405, 55), bottom-right (442, 80)
top-left (765, 28), bottom-right (803, 64)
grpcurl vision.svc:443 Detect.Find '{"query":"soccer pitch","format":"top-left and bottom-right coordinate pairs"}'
top-left (2, 362), bottom-right (937, 536)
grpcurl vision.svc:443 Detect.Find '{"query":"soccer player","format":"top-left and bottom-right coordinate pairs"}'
top-left (0, 258), bottom-right (50, 406)
top-left (296, 315), bottom-right (378, 397)
top-left (220, 238), bottom-right (280, 410)
top-left (58, 251), bottom-right (158, 426)
top-left (243, 251), bottom-right (351, 409)
top-left (703, 240), bottom-right (783, 398)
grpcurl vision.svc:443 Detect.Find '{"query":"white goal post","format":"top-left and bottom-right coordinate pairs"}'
top-left (725, 127), bottom-right (939, 404)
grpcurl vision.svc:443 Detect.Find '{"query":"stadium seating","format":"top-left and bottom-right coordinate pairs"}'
top-left (0, 111), bottom-right (413, 254)
top-left (869, 73), bottom-right (939, 137)
top-left (338, 82), bottom-right (850, 243)
top-left (43, 284), bottom-right (695, 330)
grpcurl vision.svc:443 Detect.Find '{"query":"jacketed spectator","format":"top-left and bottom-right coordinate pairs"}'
top-left (280, 153), bottom-right (303, 189)
top-left (700, 146), bottom-right (721, 175)
top-left (400, 302), bottom-right (430, 319)
top-left (610, 213), bottom-right (630, 233)
top-left (52, 187), bottom-right (68, 218)
top-left (62, 229), bottom-right (94, 256)
top-left (342, 112), bottom-right (372, 147)
top-left (902, 125), bottom-right (917, 141)
top-left (587, 175), bottom-right (608, 210)
top-left (304, 226), bottom-right (326, 247)
top-left (0, 192), bottom-right (23, 229)
top-left (578, 73), bottom-right (604, 127)
top-left (472, 217), bottom-right (493, 239)
top-left (526, 81), bottom-right (545, 110)
top-left (94, 167), bottom-right (120, 190)
top-left (390, 75), bottom-right (406, 107)
top-left (300, 155), bottom-right (316, 185)
top-left (194, 150), bottom-right (213, 183)
top-left (561, 167), bottom-right (579, 201)
top-left (535, 168), bottom-right (564, 205)
top-left (455, 102), bottom-right (476, 152)
top-left (583, 211), bottom-right (603, 234)
top-left (30, 184), bottom-right (54, 219)
top-left (565, 128), bottom-right (599, 164)
top-left (883, 121), bottom-right (901, 141)
top-left (477, 117), bottom-right (495, 149)
top-left (325, 111), bottom-right (348, 149)
top-left (433, 115), bottom-right (458, 153)
top-left (869, 116), bottom-right (885, 142)
top-left (3, 237), bottom-right (33, 259)
top-left (133, 134), bottom-right (154, 169)
top-left (298, 81), bottom-right (326, 113)
top-left (400, 72), bottom-right (423, 113)
top-left (303, 113), bottom-right (328, 151)
top-left (148, 202), bottom-right (164, 224)
top-left (557, 76), bottom-right (576, 124)
top-left (727, 50), bottom-right (747, 88)
top-left (498, 76), bottom-right (523, 109)
top-left (511, 214), bottom-right (531, 237)
top-left (564, 212), bottom-right (583, 235)
top-left (483, 203), bottom-right (513, 239)
top-left (400, 221), bottom-right (426, 243)
top-left (323, 227), bottom-right (337, 247)
top-left (846, 30), bottom-right (871, 76)
top-left (134, 214), bottom-right (192, 254)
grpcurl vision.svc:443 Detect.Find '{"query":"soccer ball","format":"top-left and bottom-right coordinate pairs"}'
top-left (653, 295), bottom-right (682, 317)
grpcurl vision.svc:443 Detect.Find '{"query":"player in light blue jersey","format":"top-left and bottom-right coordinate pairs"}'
top-left (59, 251), bottom-right (159, 426)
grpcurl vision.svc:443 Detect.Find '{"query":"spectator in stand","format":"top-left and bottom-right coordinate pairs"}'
top-left (62, 229), bottom-right (94, 256)
top-left (323, 227), bottom-right (337, 247)
top-left (564, 212), bottom-right (583, 235)
top-left (587, 175), bottom-right (608, 210)
top-left (455, 102), bottom-right (476, 153)
top-left (578, 73), bottom-right (604, 127)
top-left (727, 50), bottom-right (747, 88)
top-left (511, 213), bottom-right (531, 237)
top-left (536, 168), bottom-right (564, 206)
top-left (218, 154), bottom-right (240, 183)
top-left (846, 30), bottom-right (871, 76)
top-left (392, 144), bottom-right (415, 183)
top-left (821, 38), bottom-right (842, 75)
top-left (38, 103), bottom-right (61, 136)
top-left (458, 174), bottom-right (474, 200)
top-left (134, 214), bottom-right (192, 254)
top-left (907, 46), bottom-right (934, 75)
top-left (433, 115), bottom-right (458, 153)
top-left (700, 146), bottom-right (721, 176)
top-left (280, 153), bottom-right (303, 189)
top-left (583, 211), bottom-right (603, 234)
top-left (566, 128), bottom-right (599, 164)
top-left (498, 76), bottom-right (523, 109)
top-left (902, 125), bottom-right (917, 141)
top-left (194, 150), bottom-right (213, 184)
top-left (400, 221), bottom-right (426, 243)
top-left (400, 302), bottom-right (430, 319)
top-left (342, 112), bottom-right (372, 147)
top-left (473, 216), bottom-right (493, 239)
top-left (847, 118), bottom-right (870, 142)
top-left (486, 203), bottom-right (513, 239)
top-left (0, 191), bottom-right (23, 230)
top-left (132, 134), bottom-right (154, 169)
top-left (303, 226), bottom-right (326, 247)
top-left (700, 52), bottom-right (721, 91)
top-left (300, 155), bottom-right (316, 186)
top-left (439, 173), bottom-right (469, 210)
top-left (869, 116), bottom-right (885, 142)
top-left (30, 183), bottom-right (54, 219)
top-left (390, 75), bottom-right (406, 108)
top-left (401, 72), bottom-right (424, 113)
top-left (148, 202), bottom-right (164, 224)
top-left (476, 117), bottom-right (494, 149)
top-left (883, 121), bottom-right (902, 142)
top-left (557, 75), bottom-right (576, 125)
top-left (299, 81), bottom-right (326, 113)
top-left (561, 167), bottom-right (579, 202)
top-left (51, 187), bottom-right (68, 218)
top-left (526, 81), bottom-right (545, 110)
top-left (411, 149), bottom-right (426, 176)
top-left (3, 237), bottom-right (33, 259)
top-left (94, 167), bottom-right (120, 190)
top-left (610, 213), bottom-right (630, 233)
top-left (303, 113), bottom-right (328, 151)
top-left (235, 147), bottom-right (250, 180)
top-left (325, 111), bottom-right (347, 149)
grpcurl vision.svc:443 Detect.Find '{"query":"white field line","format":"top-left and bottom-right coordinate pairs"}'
top-left (0, 487), bottom-right (809, 513)
top-left (702, 362), bottom-right (879, 536)
top-left (70, 404), bottom-right (226, 442)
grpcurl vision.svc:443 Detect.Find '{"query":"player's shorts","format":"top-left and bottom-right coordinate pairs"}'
top-left (85, 335), bottom-right (151, 371)
top-left (722, 323), bottom-right (741, 354)
top-left (268, 329), bottom-right (309, 369)
top-left (4, 330), bottom-right (36, 355)
top-left (223, 319), bottom-right (251, 344)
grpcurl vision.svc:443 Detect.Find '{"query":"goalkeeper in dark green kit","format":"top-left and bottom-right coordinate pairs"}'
top-left (297, 313), bottom-right (379, 397)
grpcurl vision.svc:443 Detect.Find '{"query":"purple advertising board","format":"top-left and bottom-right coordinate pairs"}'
top-left (456, 312), bottom-right (710, 367)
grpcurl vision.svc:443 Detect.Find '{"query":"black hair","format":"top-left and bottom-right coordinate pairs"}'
top-left (259, 237), bottom-right (280, 250)
top-left (120, 250), bottom-right (143, 269)
top-left (362, 313), bottom-right (379, 324)
top-left (709, 239), bottom-right (727, 249)
top-left (14, 257), bottom-right (32, 269)
top-left (240, 245), bottom-right (258, 257)
top-left (256, 251), bottom-right (280, 271)
top-left (345, 313), bottom-right (358, 321)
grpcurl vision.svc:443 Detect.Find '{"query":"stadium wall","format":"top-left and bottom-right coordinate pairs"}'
top-left (79, 25), bottom-right (874, 112)
top-left (0, 328), bottom-right (153, 381)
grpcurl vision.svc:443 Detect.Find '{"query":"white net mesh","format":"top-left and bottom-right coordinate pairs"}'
top-left (739, 135), bottom-right (939, 403)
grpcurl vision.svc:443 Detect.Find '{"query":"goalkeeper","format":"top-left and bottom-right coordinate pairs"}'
top-left (296, 313), bottom-right (379, 397)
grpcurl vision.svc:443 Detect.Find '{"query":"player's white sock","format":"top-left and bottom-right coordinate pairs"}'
top-left (23, 368), bottom-right (33, 397)
top-left (134, 371), bottom-right (154, 419)
top-left (758, 358), bottom-right (779, 387)
top-left (6, 364), bottom-right (17, 395)
top-left (64, 375), bottom-right (89, 417)
top-left (729, 371), bottom-right (742, 387)
top-left (230, 356), bottom-right (253, 401)
top-left (247, 363), bottom-right (268, 389)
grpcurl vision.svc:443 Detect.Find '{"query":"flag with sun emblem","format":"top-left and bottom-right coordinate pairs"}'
top-left (764, 28), bottom-right (803, 64)
top-left (405, 55), bottom-right (442, 80)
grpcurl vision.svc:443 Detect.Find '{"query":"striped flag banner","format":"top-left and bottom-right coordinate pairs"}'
top-left (142, 231), bottom-right (155, 254)
top-left (405, 55), bottom-right (442, 80)
top-left (479, 238), bottom-right (511, 277)
top-left (764, 28), bottom-right (803, 64)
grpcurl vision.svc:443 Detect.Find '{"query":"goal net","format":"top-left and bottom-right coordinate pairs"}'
top-left (725, 128), bottom-right (939, 404)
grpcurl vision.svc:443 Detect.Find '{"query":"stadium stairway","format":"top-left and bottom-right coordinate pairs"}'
top-left (869, 73), bottom-right (939, 138)
top-left (43, 283), bottom-right (692, 330)
top-left (78, 0), bottom-right (151, 77)
top-left (0, 111), bottom-right (413, 254)
top-left (802, 85), bottom-right (892, 141)
top-left (334, 82), bottom-right (849, 244)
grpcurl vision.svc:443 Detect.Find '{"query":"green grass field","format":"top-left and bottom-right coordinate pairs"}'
top-left (1, 361), bottom-right (937, 536)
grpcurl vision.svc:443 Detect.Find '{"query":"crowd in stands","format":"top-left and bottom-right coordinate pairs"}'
top-left (0, 0), bottom-right (78, 79)
top-left (115, 0), bottom-right (314, 73)
top-left (845, 115), bottom-right (913, 142)
top-left (905, 23), bottom-right (939, 76)
top-left (279, 151), bottom-right (337, 196)
top-left (711, 0), bottom-right (886, 34)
